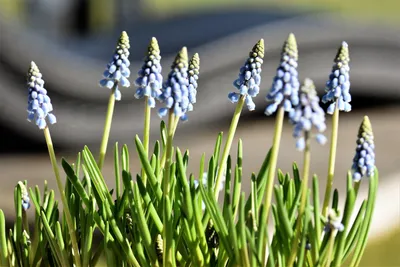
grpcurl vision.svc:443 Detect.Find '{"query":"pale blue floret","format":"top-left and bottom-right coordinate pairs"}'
top-left (27, 62), bottom-right (57, 130)
top-left (134, 37), bottom-right (163, 108)
top-left (99, 31), bottom-right (131, 101)
top-left (322, 41), bottom-right (351, 114)
top-left (324, 209), bottom-right (344, 232)
top-left (289, 78), bottom-right (327, 151)
top-left (351, 116), bottom-right (375, 182)
top-left (265, 33), bottom-right (300, 115)
top-left (158, 47), bottom-right (192, 120)
top-left (19, 182), bottom-right (31, 211)
top-left (228, 39), bottom-right (264, 111)
top-left (183, 53), bottom-right (200, 121)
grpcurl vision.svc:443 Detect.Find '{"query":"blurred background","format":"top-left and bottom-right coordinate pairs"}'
top-left (1, 0), bottom-right (399, 265)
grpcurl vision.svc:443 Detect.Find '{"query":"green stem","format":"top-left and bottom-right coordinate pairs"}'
top-left (326, 229), bottom-right (337, 267)
top-left (287, 131), bottom-right (311, 267)
top-left (214, 95), bottom-right (245, 199)
top-left (163, 110), bottom-right (175, 266)
top-left (322, 101), bottom-right (339, 216)
top-left (261, 106), bottom-right (285, 265)
top-left (44, 127), bottom-right (81, 267)
top-left (98, 87), bottom-right (116, 170)
top-left (142, 96), bottom-right (151, 185)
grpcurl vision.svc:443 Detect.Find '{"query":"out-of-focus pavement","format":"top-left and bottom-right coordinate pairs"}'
top-left (0, 105), bottom-right (399, 241)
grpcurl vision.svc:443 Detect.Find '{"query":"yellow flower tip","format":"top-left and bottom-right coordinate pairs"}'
top-left (335, 41), bottom-right (350, 64)
top-left (173, 46), bottom-right (189, 69)
top-left (283, 33), bottom-right (298, 60)
top-left (148, 37), bottom-right (160, 55)
top-left (252, 38), bottom-right (265, 59)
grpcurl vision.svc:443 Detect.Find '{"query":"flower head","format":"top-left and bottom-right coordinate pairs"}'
top-left (27, 62), bottom-right (56, 129)
top-left (324, 209), bottom-right (344, 232)
top-left (289, 78), bottom-right (327, 150)
top-left (322, 42), bottom-right (351, 114)
top-left (351, 116), bottom-right (375, 182)
top-left (186, 53), bottom-right (200, 114)
top-left (134, 37), bottom-right (163, 108)
top-left (228, 39), bottom-right (264, 111)
top-left (158, 47), bottom-right (190, 120)
top-left (265, 33), bottom-right (300, 115)
top-left (18, 182), bottom-right (30, 211)
top-left (99, 31), bottom-right (131, 101)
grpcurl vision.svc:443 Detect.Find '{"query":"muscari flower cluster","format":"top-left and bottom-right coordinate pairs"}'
top-left (99, 31), bottom-right (131, 101)
top-left (19, 182), bottom-right (30, 211)
top-left (265, 33), bottom-right (300, 115)
top-left (187, 53), bottom-right (200, 114)
top-left (324, 209), bottom-right (344, 232)
top-left (351, 116), bottom-right (375, 182)
top-left (228, 39), bottom-right (264, 111)
top-left (322, 41), bottom-right (351, 114)
top-left (158, 47), bottom-right (191, 120)
top-left (27, 62), bottom-right (57, 130)
top-left (134, 37), bottom-right (163, 108)
top-left (289, 78), bottom-right (327, 151)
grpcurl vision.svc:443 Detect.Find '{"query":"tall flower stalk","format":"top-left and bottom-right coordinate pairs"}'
top-left (158, 47), bottom-right (190, 266)
top-left (134, 37), bottom-right (163, 184)
top-left (263, 33), bottom-right (299, 216)
top-left (98, 31), bottom-right (131, 170)
top-left (262, 33), bottom-right (299, 264)
top-left (287, 78), bottom-right (327, 266)
top-left (321, 42), bottom-right (351, 216)
top-left (27, 62), bottom-right (81, 267)
top-left (215, 39), bottom-right (264, 199)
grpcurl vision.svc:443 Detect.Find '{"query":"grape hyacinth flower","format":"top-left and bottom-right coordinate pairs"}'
top-left (99, 31), bottom-right (131, 101)
top-left (289, 78), bottom-right (327, 150)
top-left (186, 53), bottom-right (200, 118)
top-left (228, 39), bottom-right (264, 111)
top-left (351, 116), bottom-right (375, 182)
top-left (158, 47), bottom-right (190, 120)
top-left (265, 33), bottom-right (300, 115)
top-left (19, 182), bottom-right (30, 211)
top-left (322, 42), bottom-right (351, 114)
top-left (27, 62), bottom-right (57, 130)
top-left (134, 37), bottom-right (163, 108)
top-left (324, 209), bottom-right (344, 232)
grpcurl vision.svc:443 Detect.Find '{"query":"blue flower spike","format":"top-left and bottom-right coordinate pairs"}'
top-left (158, 47), bottom-right (190, 120)
top-left (18, 182), bottom-right (30, 211)
top-left (99, 31), bottom-right (131, 101)
top-left (351, 116), bottom-right (375, 182)
top-left (187, 53), bottom-right (200, 115)
top-left (289, 78), bottom-right (327, 151)
top-left (134, 37), bottom-right (163, 108)
top-left (265, 33), bottom-right (300, 115)
top-left (27, 61), bottom-right (57, 130)
top-left (324, 209), bottom-right (344, 232)
top-left (322, 41), bottom-right (351, 114)
top-left (228, 39), bottom-right (265, 111)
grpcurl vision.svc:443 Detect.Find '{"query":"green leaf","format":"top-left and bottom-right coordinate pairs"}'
top-left (122, 144), bottom-right (130, 173)
top-left (332, 172), bottom-right (356, 267)
top-left (0, 210), bottom-right (8, 266)
top-left (199, 182), bottom-right (234, 259)
top-left (62, 159), bottom-right (90, 207)
top-left (213, 132), bottom-right (223, 163)
top-left (114, 142), bottom-right (121, 199)
top-left (350, 168), bottom-right (379, 266)
top-left (238, 194), bottom-right (250, 266)
top-left (134, 135), bottom-right (162, 201)
top-left (133, 183), bottom-right (158, 263)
